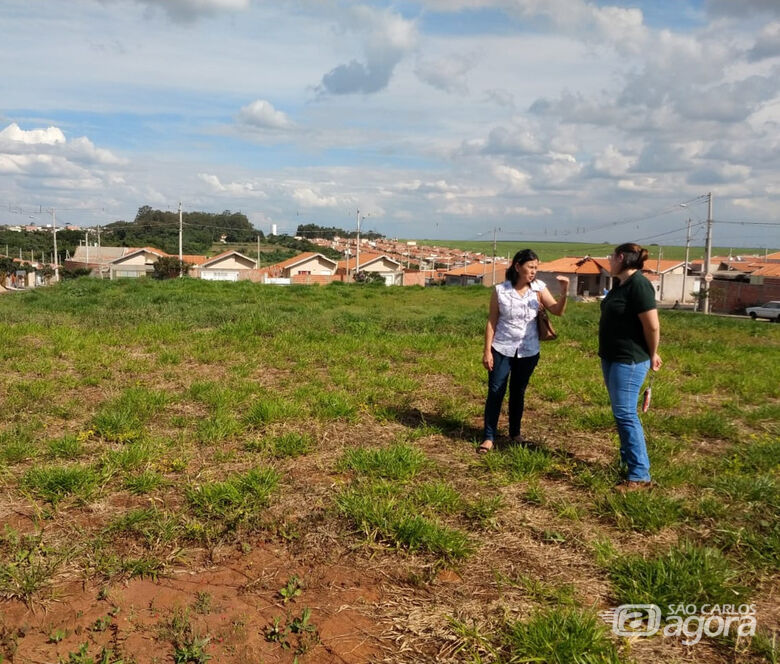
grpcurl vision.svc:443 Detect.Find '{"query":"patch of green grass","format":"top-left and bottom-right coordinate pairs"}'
top-left (596, 490), bottom-right (685, 532)
top-left (118, 555), bottom-right (166, 580)
top-left (161, 607), bottom-right (212, 664)
top-left (47, 434), bottom-right (84, 460)
top-left (269, 431), bottom-right (314, 458)
top-left (609, 542), bottom-right (749, 614)
top-left (0, 528), bottom-right (63, 602)
top-left (195, 411), bottom-right (242, 444)
top-left (335, 482), bottom-right (472, 560)
top-left (103, 440), bottom-right (157, 471)
top-left (523, 481), bottom-right (547, 505)
top-left (411, 481), bottom-right (462, 514)
top-left (503, 608), bottom-right (623, 664)
top-left (310, 390), bottom-right (358, 420)
top-left (463, 495), bottom-right (503, 528)
top-left (0, 423), bottom-right (38, 465)
top-left (186, 467), bottom-right (280, 529)
top-left (105, 508), bottom-right (182, 548)
top-left (338, 442), bottom-right (428, 481)
top-left (124, 469), bottom-right (165, 495)
top-left (91, 407), bottom-right (144, 444)
top-left (244, 397), bottom-right (302, 427)
top-left (660, 411), bottom-right (737, 441)
top-left (480, 444), bottom-right (557, 482)
top-left (21, 464), bottom-right (101, 505)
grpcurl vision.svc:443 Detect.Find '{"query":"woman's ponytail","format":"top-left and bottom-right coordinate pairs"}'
top-left (614, 243), bottom-right (647, 270)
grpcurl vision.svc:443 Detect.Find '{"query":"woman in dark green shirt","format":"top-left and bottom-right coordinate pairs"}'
top-left (599, 242), bottom-right (662, 491)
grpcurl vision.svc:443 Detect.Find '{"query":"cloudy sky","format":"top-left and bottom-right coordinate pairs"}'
top-left (1, 0), bottom-right (779, 247)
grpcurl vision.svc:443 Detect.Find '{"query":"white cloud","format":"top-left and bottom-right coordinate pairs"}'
top-left (493, 165), bottom-right (532, 193)
top-left (591, 145), bottom-right (634, 177)
top-left (197, 173), bottom-right (268, 197)
top-left (236, 99), bottom-right (294, 130)
top-left (0, 123), bottom-right (65, 147)
top-left (503, 205), bottom-right (552, 216)
top-left (292, 187), bottom-right (347, 208)
top-left (465, 123), bottom-right (545, 156)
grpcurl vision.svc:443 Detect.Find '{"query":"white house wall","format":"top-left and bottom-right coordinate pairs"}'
top-left (288, 256), bottom-right (336, 276)
top-left (206, 255), bottom-right (255, 270)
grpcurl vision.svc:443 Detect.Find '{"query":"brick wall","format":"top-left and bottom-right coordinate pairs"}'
top-left (710, 279), bottom-right (780, 313)
top-left (291, 273), bottom-right (343, 285)
top-left (402, 271), bottom-right (427, 286)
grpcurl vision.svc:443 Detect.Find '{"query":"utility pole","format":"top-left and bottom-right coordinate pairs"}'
top-left (491, 227), bottom-right (500, 286)
top-left (256, 235), bottom-right (260, 267)
top-left (97, 225), bottom-right (103, 279)
top-left (85, 229), bottom-right (90, 272)
top-left (355, 208), bottom-right (360, 283)
top-left (51, 208), bottom-right (59, 282)
top-left (178, 201), bottom-right (184, 277)
top-left (656, 245), bottom-right (663, 301)
top-left (681, 218), bottom-right (691, 304)
top-left (703, 192), bottom-right (713, 315)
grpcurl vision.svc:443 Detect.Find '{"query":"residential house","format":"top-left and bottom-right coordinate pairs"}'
top-left (109, 247), bottom-right (168, 279)
top-left (645, 259), bottom-right (686, 303)
top-left (195, 250), bottom-right (257, 281)
top-left (265, 252), bottom-right (339, 280)
top-left (66, 246), bottom-right (128, 277)
top-left (337, 252), bottom-right (404, 285)
top-left (535, 257), bottom-right (610, 297)
top-left (444, 261), bottom-right (508, 287)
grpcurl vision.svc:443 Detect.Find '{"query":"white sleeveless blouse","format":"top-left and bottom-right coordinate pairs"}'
top-left (491, 279), bottom-right (546, 358)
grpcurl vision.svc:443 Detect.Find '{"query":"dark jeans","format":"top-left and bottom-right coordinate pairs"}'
top-left (483, 349), bottom-right (540, 442)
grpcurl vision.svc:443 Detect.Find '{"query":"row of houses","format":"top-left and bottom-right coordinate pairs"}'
top-left (10, 242), bottom-right (780, 312)
top-left (64, 245), bottom-right (414, 285)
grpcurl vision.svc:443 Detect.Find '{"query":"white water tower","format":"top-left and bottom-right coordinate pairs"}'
top-left (271, 223), bottom-right (277, 236)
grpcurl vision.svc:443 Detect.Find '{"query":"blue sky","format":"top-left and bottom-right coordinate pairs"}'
top-left (1, 0), bottom-right (779, 248)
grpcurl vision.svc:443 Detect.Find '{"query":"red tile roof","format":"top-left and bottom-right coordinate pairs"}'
top-left (446, 262), bottom-right (508, 276)
top-left (750, 263), bottom-right (780, 277)
top-left (536, 257), bottom-right (607, 275)
top-left (646, 259), bottom-right (685, 273)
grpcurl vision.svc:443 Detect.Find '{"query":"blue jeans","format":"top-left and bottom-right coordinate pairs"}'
top-left (601, 359), bottom-right (651, 482)
top-left (484, 350), bottom-right (540, 442)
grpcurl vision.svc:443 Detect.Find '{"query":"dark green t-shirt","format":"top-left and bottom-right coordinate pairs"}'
top-left (599, 271), bottom-right (657, 363)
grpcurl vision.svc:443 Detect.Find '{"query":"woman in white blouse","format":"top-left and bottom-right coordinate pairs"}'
top-left (478, 249), bottom-right (569, 453)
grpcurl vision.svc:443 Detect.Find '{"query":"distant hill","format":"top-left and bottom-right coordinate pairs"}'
top-left (102, 206), bottom-right (258, 255)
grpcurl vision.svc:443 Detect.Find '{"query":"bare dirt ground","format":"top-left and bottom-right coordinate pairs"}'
top-left (1, 412), bottom-right (776, 664)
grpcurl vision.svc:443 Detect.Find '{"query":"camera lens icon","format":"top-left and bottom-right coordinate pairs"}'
top-left (610, 604), bottom-right (662, 637)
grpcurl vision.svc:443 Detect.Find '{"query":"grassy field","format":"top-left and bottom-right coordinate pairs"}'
top-left (0, 279), bottom-right (778, 663)
top-left (414, 241), bottom-right (778, 262)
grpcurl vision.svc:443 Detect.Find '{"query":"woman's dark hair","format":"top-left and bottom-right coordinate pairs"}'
top-left (505, 249), bottom-right (539, 286)
top-left (614, 242), bottom-right (649, 270)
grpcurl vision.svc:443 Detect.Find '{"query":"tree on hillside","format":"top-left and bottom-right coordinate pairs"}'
top-left (102, 207), bottom-right (260, 254)
top-left (296, 223), bottom-right (384, 241)
top-left (0, 228), bottom-right (82, 263)
top-left (267, 234), bottom-right (342, 261)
